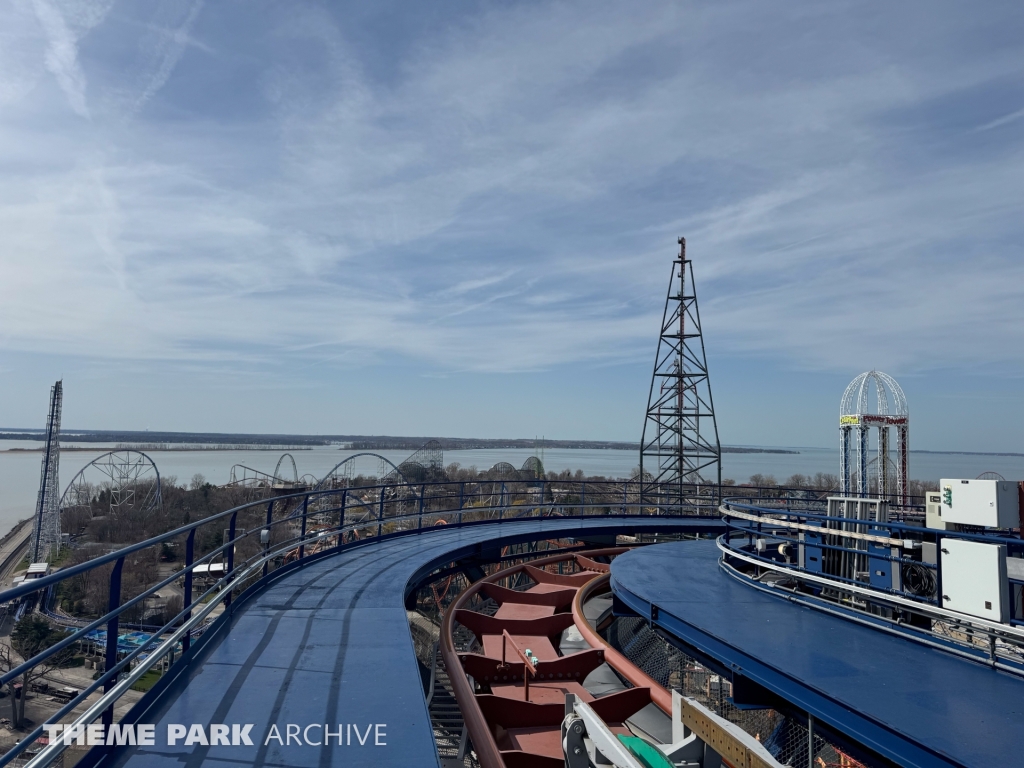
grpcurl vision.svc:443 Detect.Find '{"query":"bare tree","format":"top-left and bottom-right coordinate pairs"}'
top-left (163, 595), bottom-right (184, 625)
top-left (812, 473), bottom-right (840, 492)
top-left (0, 616), bottom-right (75, 728)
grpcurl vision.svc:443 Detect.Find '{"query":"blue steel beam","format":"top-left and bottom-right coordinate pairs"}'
top-left (611, 541), bottom-right (1024, 768)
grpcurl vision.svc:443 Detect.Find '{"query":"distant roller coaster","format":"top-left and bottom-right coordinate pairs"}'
top-left (273, 453), bottom-right (298, 483)
top-left (316, 453), bottom-right (410, 490)
top-left (227, 444), bottom-right (547, 515)
top-left (478, 457), bottom-right (545, 482)
top-left (60, 450), bottom-right (162, 521)
top-left (383, 439), bottom-right (447, 484)
top-left (228, 452), bottom-right (305, 489)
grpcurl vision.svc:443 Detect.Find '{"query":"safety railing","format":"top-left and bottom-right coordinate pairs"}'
top-left (718, 496), bottom-right (1024, 674)
top-left (0, 478), bottom-right (714, 768)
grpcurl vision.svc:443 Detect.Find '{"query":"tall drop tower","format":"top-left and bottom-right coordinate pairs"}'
top-left (839, 370), bottom-right (908, 504)
top-left (639, 238), bottom-right (721, 513)
top-left (31, 380), bottom-right (63, 563)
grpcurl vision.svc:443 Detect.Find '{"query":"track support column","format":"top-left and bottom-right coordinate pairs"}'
top-left (337, 490), bottom-right (347, 551)
top-left (262, 499), bottom-right (274, 577)
top-left (807, 714), bottom-right (815, 768)
top-left (102, 556), bottom-right (124, 728)
top-left (299, 495), bottom-right (308, 559)
top-left (182, 529), bottom-right (195, 652)
top-left (224, 512), bottom-right (237, 608)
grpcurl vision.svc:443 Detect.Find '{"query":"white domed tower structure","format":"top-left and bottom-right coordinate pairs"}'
top-left (840, 371), bottom-right (909, 503)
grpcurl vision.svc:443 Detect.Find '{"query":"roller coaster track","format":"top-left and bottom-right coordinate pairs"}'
top-left (442, 548), bottom-right (653, 768)
top-left (441, 549), bottom-right (787, 768)
top-left (81, 516), bottom-right (718, 768)
top-left (0, 480), bottom-right (722, 768)
top-left (4, 483), bottom-right (1001, 768)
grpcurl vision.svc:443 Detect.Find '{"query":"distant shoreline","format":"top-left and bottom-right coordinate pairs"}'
top-left (0, 430), bottom-right (805, 454)
top-left (0, 444), bottom-right (799, 455)
top-left (1, 445), bottom-right (313, 453)
top-left (909, 449), bottom-right (1024, 458)
top-left (2, 429), bottom-right (1021, 458)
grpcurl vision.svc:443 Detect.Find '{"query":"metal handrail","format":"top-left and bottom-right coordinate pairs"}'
top-left (718, 498), bottom-right (1024, 673)
top-left (0, 478), bottom-right (706, 768)
top-left (720, 498), bottom-right (1024, 574)
top-left (3, 477), bottom-right (685, 601)
top-left (24, 534), bottom-right (303, 768)
top-left (717, 537), bottom-right (1024, 640)
top-left (721, 497), bottom-right (1021, 544)
top-left (719, 498), bottom-right (1024, 597)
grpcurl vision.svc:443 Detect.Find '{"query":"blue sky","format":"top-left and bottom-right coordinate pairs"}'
top-left (1, 0), bottom-right (1022, 450)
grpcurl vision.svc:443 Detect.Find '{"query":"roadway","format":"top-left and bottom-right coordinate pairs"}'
top-left (0, 520), bottom-right (32, 587)
top-left (98, 516), bottom-right (723, 768)
top-left (611, 540), bottom-right (1024, 768)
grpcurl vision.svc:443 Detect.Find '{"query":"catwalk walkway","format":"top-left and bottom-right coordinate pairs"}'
top-left (611, 541), bottom-right (1024, 768)
top-left (106, 517), bottom-right (722, 768)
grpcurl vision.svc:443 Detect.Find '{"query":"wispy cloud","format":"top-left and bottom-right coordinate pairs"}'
top-left (31, 0), bottom-right (90, 116)
top-left (1, 0), bottom-right (1023, 388)
top-left (976, 106), bottom-right (1024, 131)
top-left (434, 271), bottom-right (518, 300)
top-left (132, 0), bottom-right (205, 111)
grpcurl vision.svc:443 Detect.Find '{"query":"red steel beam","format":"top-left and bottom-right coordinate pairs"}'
top-left (571, 572), bottom-right (673, 715)
top-left (439, 547), bottom-right (628, 768)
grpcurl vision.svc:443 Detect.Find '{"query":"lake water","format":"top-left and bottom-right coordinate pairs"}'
top-left (1, 442), bottom-right (1022, 537)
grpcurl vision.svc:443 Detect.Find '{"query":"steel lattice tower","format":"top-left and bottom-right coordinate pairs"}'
top-left (640, 238), bottom-right (721, 513)
top-left (31, 380), bottom-right (63, 563)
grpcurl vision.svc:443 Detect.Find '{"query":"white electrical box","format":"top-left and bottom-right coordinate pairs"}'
top-left (940, 538), bottom-right (1008, 622)
top-left (925, 492), bottom-right (947, 530)
top-left (939, 479), bottom-right (1019, 528)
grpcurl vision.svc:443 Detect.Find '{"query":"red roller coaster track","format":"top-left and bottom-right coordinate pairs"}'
top-left (440, 548), bottom-right (670, 768)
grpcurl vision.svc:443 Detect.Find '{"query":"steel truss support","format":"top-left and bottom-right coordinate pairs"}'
top-left (32, 380), bottom-right (63, 563)
top-left (639, 238), bottom-right (721, 514)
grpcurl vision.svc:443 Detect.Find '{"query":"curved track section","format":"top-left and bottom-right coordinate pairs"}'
top-left (443, 548), bottom-right (690, 768)
top-left (611, 540), bottom-right (1024, 768)
top-left (315, 453), bottom-right (409, 489)
top-left (104, 517), bottom-right (722, 768)
top-left (443, 550), bottom-right (635, 767)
